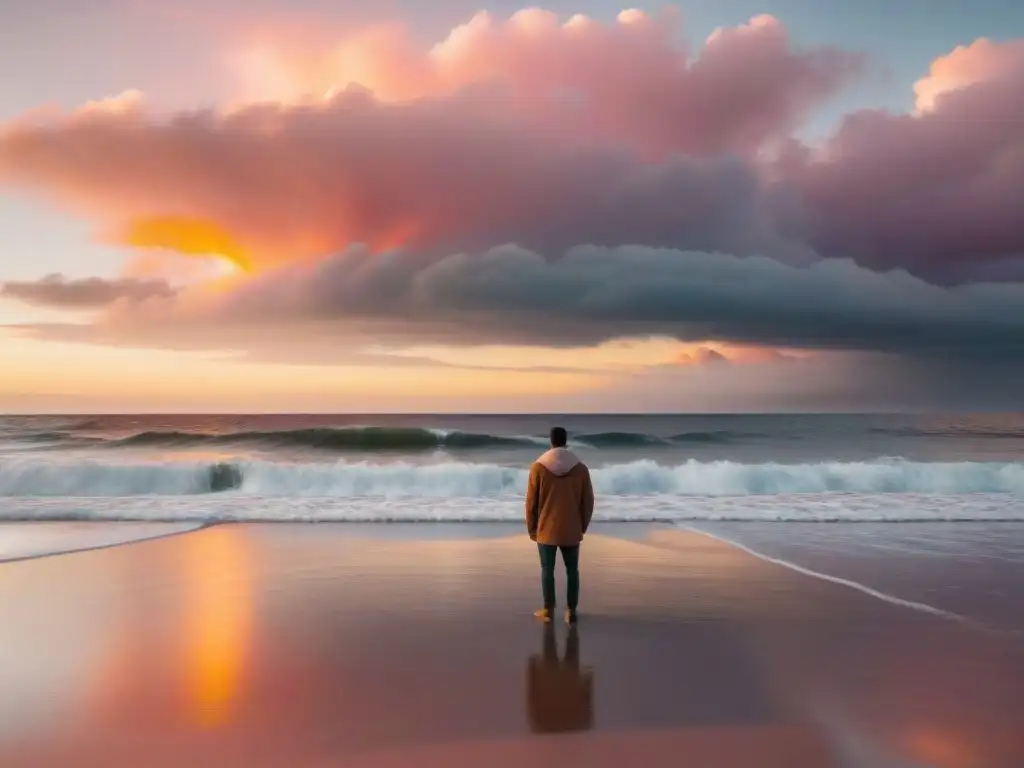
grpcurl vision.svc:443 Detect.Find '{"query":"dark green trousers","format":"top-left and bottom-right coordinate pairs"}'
top-left (538, 543), bottom-right (580, 611)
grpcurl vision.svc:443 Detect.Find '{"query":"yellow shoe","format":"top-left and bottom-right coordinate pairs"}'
top-left (565, 609), bottom-right (578, 625)
top-left (533, 608), bottom-right (552, 622)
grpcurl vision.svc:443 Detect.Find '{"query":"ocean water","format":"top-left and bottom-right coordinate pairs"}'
top-left (1, 413), bottom-right (1024, 526)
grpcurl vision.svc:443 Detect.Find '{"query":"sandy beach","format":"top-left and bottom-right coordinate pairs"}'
top-left (1, 522), bottom-right (1022, 767)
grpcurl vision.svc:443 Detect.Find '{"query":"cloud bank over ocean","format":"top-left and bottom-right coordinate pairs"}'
top-left (1, 7), bottom-right (1023, 407)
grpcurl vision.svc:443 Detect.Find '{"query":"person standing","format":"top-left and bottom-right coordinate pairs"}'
top-left (525, 426), bottom-right (595, 624)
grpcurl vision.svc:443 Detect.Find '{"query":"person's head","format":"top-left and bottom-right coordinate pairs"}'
top-left (549, 426), bottom-right (568, 448)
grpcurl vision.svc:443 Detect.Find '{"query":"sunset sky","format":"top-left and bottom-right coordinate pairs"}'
top-left (1, 0), bottom-right (1023, 412)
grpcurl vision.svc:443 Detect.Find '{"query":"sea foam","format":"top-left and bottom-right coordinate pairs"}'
top-left (3, 492), bottom-right (1024, 523)
top-left (2, 457), bottom-right (1024, 497)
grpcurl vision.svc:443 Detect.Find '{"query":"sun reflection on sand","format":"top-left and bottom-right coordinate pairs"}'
top-left (181, 526), bottom-right (254, 727)
top-left (902, 725), bottom-right (983, 768)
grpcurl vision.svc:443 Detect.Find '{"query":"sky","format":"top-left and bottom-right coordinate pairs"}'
top-left (1, 0), bottom-right (1023, 413)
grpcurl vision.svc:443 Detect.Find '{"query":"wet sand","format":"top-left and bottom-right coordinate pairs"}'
top-left (1, 522), bottom-right (1022, 767)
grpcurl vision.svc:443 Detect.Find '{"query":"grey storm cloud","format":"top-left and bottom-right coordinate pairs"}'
top-left (1, 274), bottom-right (175, 308)
top-left (69, 244), bottom-right (1023, 361)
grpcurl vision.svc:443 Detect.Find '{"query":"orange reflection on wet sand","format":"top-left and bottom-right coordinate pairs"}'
top-left (3, 524), bottom-right (1023, 768)
top-left (181, 526), bottom-right (254, 727)
top-left (903, 725), bottom-right (983, 768)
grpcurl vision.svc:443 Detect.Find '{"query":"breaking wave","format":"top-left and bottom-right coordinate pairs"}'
top-left (2, 457), bottom-right (1024, 498)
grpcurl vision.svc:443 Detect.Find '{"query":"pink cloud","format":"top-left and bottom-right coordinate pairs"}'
top-left (913, 37), bottom-right (1024, 113)
top-left (676, 346), bottom-right (729, 365)
top-left (229, 8), bottom-right (859, 156)
top-left (6, 11), bottom-right (1022, 286)
top-left (0, 8), bottom-right (859, 270)
top-left (0, 87), bottom-right (797, 267)
top-left (673, 346), bottom-right (802, 365)
top-left (779, 37), bottom-right (1024, 280)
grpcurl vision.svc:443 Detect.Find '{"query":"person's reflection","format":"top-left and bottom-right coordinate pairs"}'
top-left (527, 623), bottom-right (594, 734)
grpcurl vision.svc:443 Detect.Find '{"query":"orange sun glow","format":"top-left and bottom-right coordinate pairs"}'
top-left (119, 216), bottom-right (252, 272)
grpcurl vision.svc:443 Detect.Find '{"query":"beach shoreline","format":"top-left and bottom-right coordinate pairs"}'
top-left (1, 521), bottom-right (1022, 766)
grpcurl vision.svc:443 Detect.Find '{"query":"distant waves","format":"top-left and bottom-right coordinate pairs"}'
top-left (7, 425), bottom-right (764, 451)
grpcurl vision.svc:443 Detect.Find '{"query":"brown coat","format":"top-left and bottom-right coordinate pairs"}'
top-left (525, 448), bottom-right (595, 546)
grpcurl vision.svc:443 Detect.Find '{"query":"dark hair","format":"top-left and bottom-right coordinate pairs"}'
top-left (549, 426), bottom-right (568, 447)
